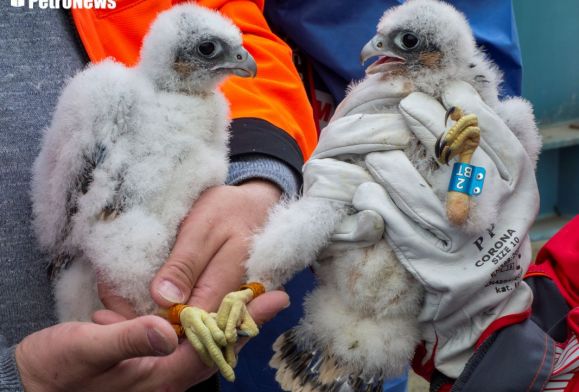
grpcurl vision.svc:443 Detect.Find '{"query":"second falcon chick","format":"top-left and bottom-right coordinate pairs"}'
top-left (206, 0), bottom-right (541, 390)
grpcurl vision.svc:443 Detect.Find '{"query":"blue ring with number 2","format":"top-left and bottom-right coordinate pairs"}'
top-left (448, 162), bottom-right (486, 196)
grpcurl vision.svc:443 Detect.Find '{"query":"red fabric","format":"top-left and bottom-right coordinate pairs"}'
top-left (412, 340), bottom-right (437, 382)
top-left (533, 215), bottom-right (579, 308)
top-left (565, 374), bottom-right (579, 391)
top-left (438, 384), bottom-right (453, 392)
top-left (569, 308), bottom-right (579, 337)
top-left (415, 217), bottom-right (579, 389)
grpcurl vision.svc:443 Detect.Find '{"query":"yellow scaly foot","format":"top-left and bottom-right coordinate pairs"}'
top-left (161, 282), bottom-right (265, 383)
top-left (162, 304), bottom-right (235, 381)
top-left (435, 106), bottom-right (481, 225)
top-left (216, 284), bottom-right (263, 344)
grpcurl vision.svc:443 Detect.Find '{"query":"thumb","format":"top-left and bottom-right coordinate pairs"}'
top-left (81, 315), bottom-right (178, 368)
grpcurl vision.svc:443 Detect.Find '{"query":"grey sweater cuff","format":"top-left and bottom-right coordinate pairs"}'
top-left (0, 345), bottom-right (23, 391)
top-left (226, 154), bottom-right (301, 198)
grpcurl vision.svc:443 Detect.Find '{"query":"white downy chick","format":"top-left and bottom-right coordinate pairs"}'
top-left (240, 1), bottom-right (540, 391)
top-left (31, 4), bottom-right (256, 320)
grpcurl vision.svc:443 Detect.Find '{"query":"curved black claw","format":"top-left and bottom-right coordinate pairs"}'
top-left (435, 132), bottom-right (444, 159)
top-left (435, 132), bottom-right (451, 165)
top-left (445, 106), bottom-right (457, 125)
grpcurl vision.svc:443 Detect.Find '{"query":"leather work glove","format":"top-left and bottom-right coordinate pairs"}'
top-left (302, 88), bottom-right (414, 251)
top-left (351, 81), bottom-right (540, 376)
top-left (305, 78), bottom-right (414, 253)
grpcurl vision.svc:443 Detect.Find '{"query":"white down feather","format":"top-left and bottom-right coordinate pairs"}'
top-left (32, 4), bottom-right (237, 319)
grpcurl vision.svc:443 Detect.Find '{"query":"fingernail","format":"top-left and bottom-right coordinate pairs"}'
top-left (147, 328), bottom-right (173, 356)
top-left (283, 301), bottom-right (291, 309)
top-left (157, 280), bottom-right (185, 303)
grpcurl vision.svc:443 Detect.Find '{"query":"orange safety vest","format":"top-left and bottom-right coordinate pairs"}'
top-left (71, 0), bottom-right (317, 161)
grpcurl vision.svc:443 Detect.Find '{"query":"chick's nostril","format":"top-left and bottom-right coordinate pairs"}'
top-left (236, 54), bottom-right (243, 61)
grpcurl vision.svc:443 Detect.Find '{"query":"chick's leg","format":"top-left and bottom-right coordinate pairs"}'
top-left (216, 198), bottom-right (346, 343)
top-left (162, 305), bottom-right (235, 381)
top-left (174, 286), bottom-right (261, 382)
top-left (169, 198), bottom-right (345, 382)
top-left (216, 287), bottom-right (260, 344)
top-left (435, 107), bottom-right (481, 225)
top-left (435, 107), bottom-right (480, 165)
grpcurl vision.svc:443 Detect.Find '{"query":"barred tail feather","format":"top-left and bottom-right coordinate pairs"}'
top-left (270, 329), bottom-right (386, 392)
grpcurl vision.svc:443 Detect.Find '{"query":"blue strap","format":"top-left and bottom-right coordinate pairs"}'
top-left (448, 162), bottom-right (486, 196)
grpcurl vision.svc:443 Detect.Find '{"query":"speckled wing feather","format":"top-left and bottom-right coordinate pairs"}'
top-left (47, 142), bottom-right (127, 280)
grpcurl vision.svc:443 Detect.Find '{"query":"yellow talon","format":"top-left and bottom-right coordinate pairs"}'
top-left (225, 343), bottom-right (237, 368)
top-left (435, 107), bottom-right (480, 165)
top-left (216, 288), bottom-right (260, 343)
top-left (159, 284), bottom-right (264, 384)
top-left (161, 305), bottom-right (235, 382)
top-left (184, 328), bottom-right (214, 367)
top-left (435, 106), bottom-right (481, 225)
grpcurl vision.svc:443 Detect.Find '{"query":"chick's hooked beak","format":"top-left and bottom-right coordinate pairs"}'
top-left (216, 47), bottom-right (257, 78)
top-left (360, 34), bottom-right (405, 74)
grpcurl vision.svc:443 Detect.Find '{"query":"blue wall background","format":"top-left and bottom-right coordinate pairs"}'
top-left (513, 1), bottom-right (579, 224)
top-left (513, 0), bottom-right (579, 125)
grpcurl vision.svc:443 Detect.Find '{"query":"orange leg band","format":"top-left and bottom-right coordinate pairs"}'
top-left (239, 282), bottom-right (266, 298)
top-left (171, 324), bottom-right (185, 338)
top-left (166, 303), bottom-right (189, 325)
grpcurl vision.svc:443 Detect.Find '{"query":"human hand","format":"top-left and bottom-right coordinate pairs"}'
top-left (17, 291), bottom-right (289, 392)
top-left (94, 180), bottom-right (282, 383)
top-left (350, 81), bottom-right (539, 322)
top-left (15, 315), bottom-right (177, 392)
top-left (149, 180), bottom-right (282, 311)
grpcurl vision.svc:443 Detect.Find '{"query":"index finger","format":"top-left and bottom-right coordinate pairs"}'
top-left (97, 280), bottom-right (138, 319)
top-left (187, 236), bottom-right (247, 311)
top-left (150, 200), bottom-right (227, 308)
top-left (246, 290), bottom-right (290, 325)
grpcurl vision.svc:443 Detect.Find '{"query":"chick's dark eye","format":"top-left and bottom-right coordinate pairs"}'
top-left (198, 41), bottom-right (216, 57)
top-left (401, 33), bottom-right (419, 49)
top-left (394, 31), bottom-right (420, 51)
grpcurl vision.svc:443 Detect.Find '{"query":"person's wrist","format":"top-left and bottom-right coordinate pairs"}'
top-left (1, 344), bottom-right (26, 392)
top-left (15, 339), bottom-right (43, 392)
top-left (226, 154), bottom-right (301, 198)
top-left (236, 179), bottom-right (282, 204)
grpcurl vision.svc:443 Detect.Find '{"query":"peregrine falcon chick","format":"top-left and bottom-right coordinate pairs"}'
top-left (209, 0), bottom-right (541, 390)
top-left (31, 4), bottom-right (256, 321)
